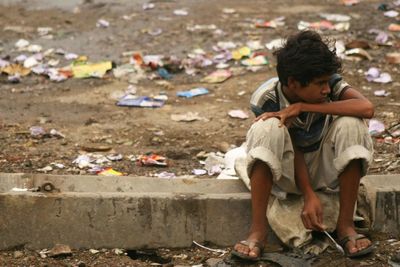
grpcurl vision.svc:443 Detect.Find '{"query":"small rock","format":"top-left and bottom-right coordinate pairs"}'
top-left (89, 249), bottom-right (100, 254)
top-left (48, 244), bottom-right (72, 257)
top-left (13, 251), bottom-right (24, 258)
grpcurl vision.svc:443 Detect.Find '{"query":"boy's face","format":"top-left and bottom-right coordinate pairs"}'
top-left (289, 75), bottom-right (331, 104)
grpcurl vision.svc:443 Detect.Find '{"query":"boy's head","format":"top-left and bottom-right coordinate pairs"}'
top-left (274, 30), bottom-right (342, 87)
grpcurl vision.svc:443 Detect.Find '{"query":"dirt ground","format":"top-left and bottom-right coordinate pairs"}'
top-left (0, 0), bottom-right (399, 266)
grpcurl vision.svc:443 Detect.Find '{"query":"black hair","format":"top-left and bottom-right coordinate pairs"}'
top-left (273, 30), bottom-right (342, 86)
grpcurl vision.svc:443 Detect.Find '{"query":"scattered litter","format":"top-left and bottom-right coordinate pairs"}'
top-left (37, 165), bottom-right (53, 173)
top-left (1, 64), bottom-right (31, 76)
top-left (137, 154), bottom-right (168, 167)
top-left (369, 119), bottom-right (386, 137)
top-left (142, 3), bottom-right (155, 10)
top-left (173, 9), bottom-right (188, 16)
top-left (388, 24), bottom-right (400, 32)
top-left (232, 46), bottom-right (251, 60)
top-left (386, 52), bottom-right (400, 64)
top-left (204, 152), bottom-right (225, 175)
top-left (117, 95), bottom-right (165, 108)
top-left (177, 87), bottom-right (209, 98)
top-left (241, 55), bottom-right (268, 66)
top-left (192, 241), bottom-right (227, 254)
top-left (255, 17), bottom-right (285, 28)
top-left (365, 67), bottom-right (392, 83)
top-left (97, 168), bottom-right (123, 176)
top-left (266, 38), bottom-right (285, 50)
top-left (89, 249), bottom-right (100, 254)
top-left (228, 109), bottom-right (249, 119)
top-left (171, 112), bottom-right (208, 122)
top-left (156, 171), bottom-right (176, 179)
top-left (29, 126), bottom-right (46, 138)
top-left (113, 248), bottom-right (126, 255)
top-left (319, 13), bottom-right (351, 22)
top-left (72, 61), bottom-right (112, 78)
top-left (374, 90), bottom-right (391, 97)
top-left (202, 69), bottom-right (232, 83)
top-left (384, 10), bottom-right (399, 17)
top-left (345, 48), bottom-right (372, 60)
top-left (96, 19), bottom-right (110, 28)
top-left (15, 39), bottom-right (29, 49)
top-left (192, 169), bottom-right (207, 176)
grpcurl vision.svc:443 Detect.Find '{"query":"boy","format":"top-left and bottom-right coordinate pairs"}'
top-left (232, 30), bottom-right (375, 260)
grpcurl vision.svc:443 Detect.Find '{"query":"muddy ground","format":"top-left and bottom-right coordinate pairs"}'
top-left (0, 0), bottom-right (399, 266)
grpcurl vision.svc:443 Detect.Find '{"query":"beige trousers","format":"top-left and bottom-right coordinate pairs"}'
top-left (235, 116), bottom-right (373, 197)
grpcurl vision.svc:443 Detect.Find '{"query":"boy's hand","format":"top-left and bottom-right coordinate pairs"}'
top-left (301, 192), bottom-right (326, 231)
top-left (254, 103), bottom-right (302, 127)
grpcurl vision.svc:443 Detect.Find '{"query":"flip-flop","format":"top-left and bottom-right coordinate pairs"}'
top-left (231, 240), bottom-right (264, 261)
top-left (338, 233), bottom-right (375, 258)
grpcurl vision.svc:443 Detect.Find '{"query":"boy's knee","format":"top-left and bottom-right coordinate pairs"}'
top-left (249, 118), bottom-right (283, 136)
top-left (333, 116), bottom-right (368, 137)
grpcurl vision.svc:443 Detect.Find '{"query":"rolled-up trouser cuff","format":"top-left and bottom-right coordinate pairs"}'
top-left (334, 144), bottom-right (373, 176)
top-left (246, 146), bottom-right (282, 183)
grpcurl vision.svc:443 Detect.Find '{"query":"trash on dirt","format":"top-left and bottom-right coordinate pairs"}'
top-left (216, 41), bottom-right (236, 50)
top-left (228, 109), bottom-right (249, 119)
top-left (369, 119), bottom-right (386, 137)
top-left (106, 154), bottom-right (123, 161)
top-left (192, 241), bottom-right (228, 255)
top-left (374, 89), bottom-right (391, 97)
top-left (298, 20), bottom-right (350, 31)
top-left (156, 171), bottom-right (176, 179)
top-left (65, 53), bottom-right (79, 60)
top-left (113, 64), bottom-right (137, 78)
top-left (369, 29), bottom-right (390, 44)
top-left (15, 39), bottom-right (30, 49)
top-left (255, 16), bottom-right (285, 28)
top-left (173, 9), bottom-right (188, 16)
top-left (241, 54), bottom-right (268, 66)
top-left (202, 69), bottom-right (232, 83)
top-left (388, 23), bottom-right (400, 31)
top-left (137, 153), bottom-right (168, 167)
top-left (177, 87), bottom-right (209, 98)
top-left (345, 39), bottom-right (370, 49)
top-left (29, 126), bottom-right (46, 138)
top-left (384, 10), bottom-right (399, 17)
top-left (344, 48), bottom-right (372, 60)
top-left (97, 168), bottom-right (123, 176)
top-left (113, 248), bottom-right (126, 255)
top-left (341, 0), bottom-right (359, 5)
top-left (365, 67), bottom-right (392, 83)
top-left (319, 13), bottom-right (351, 21)
top-left (72, 61), bottom-right (112, 78)
top-left (50, 129), bottom-right (65, 139)
top-left (386, 52), bottom-right (400, 64)
top-left (39, 249), bottom-right (50, 258)
top-left (89, 249), bottom-right (100, 254)
top-left (157, 67), bottom-right (172, 79)
top-left (222, 8), bottom-right (236, 14)
top-left (266, 38), bottom-right (285, 50)
top-left (51, 162), bottom-right (65, 169)
top-left (192, 169), bottom-right (207, 176)
top-left (171, 112), bottom-right (209, 122)
top-left (142, 3), bottom-right (155, 10)
top-left (37, 165), bottom-right (53, 173)
top-left (96, 19), bottom-right (110, 28)
top-left (232, 46), bottom-right (251, 60)
top-left (117, 95), bottom-right (165, 108)
top-left (1, 64), bottom-right (31, 76)
top-left (204, 152), bottom-right (225, 175)
top-left (48, 244), bottom-right (72, 258)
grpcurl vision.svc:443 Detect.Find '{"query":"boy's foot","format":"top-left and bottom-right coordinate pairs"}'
top-left (232, 232), bottom-right (266, 260)
top-left (337, 227), bottom-right (374, 258)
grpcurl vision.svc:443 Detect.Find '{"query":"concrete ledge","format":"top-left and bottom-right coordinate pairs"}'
top-left (1, 173), bottom-right (399, 250)
top-left (0, 173), bottom-right (251, 250)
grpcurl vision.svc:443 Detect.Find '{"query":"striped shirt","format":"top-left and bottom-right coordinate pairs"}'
top-left (250, 74), bottom-right (350, 152)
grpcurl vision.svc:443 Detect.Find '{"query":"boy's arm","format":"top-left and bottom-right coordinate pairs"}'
top-left (293, 144), bottom-right (325, 231)
top-left (299, 87), bottom-right (374, 118)
top-left (255, 87), bottom-right (374, 126)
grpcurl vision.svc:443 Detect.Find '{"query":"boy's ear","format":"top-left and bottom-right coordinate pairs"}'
top-left (287, 77), bottom-right (300, 90)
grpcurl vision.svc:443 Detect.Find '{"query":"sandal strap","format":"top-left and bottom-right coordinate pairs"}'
top-left (239, 240), bottom-right (264, 250)
top-left (339, 233), bottom-right (367, 247)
